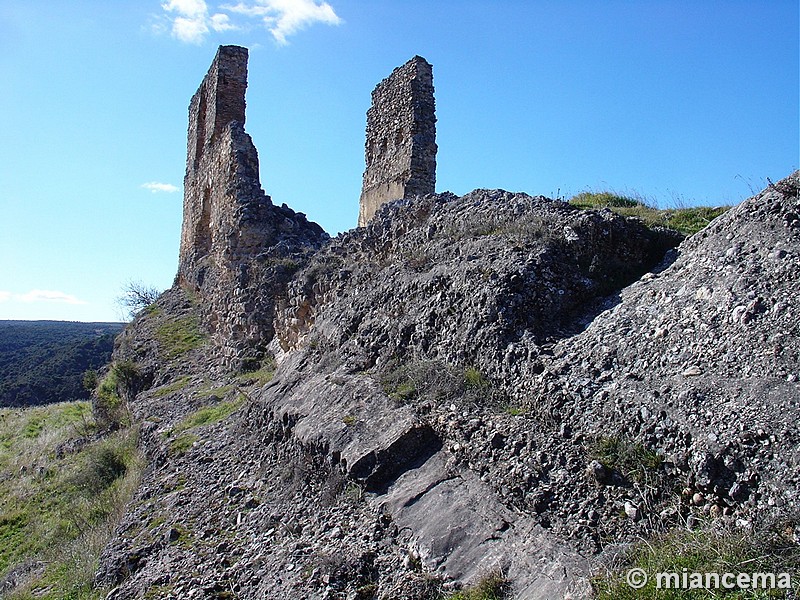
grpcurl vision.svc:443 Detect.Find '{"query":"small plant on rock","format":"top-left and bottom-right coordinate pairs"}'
top-left (448, 570), bottom-right (511, 600)
top-left (589, 435), bottom-right (661, 483)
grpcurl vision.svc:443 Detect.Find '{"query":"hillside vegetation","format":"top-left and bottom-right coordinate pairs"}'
top-left (0, 400), bottom-right (141, 599)
top-left (568, 191), bottom-right (730, 235)
top-left (0, 321), bottom-right (123, 407)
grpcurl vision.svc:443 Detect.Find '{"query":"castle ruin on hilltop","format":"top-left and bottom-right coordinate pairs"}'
top-left (358, 56), bottom-right (437, 227)
top-left (175, 47), bottom-right (437, 364)
top-left (176, 45), bottom-right (327, 367)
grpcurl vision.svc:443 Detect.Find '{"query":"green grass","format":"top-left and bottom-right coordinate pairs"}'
top-left (503, 405), bottom-right (526, 417)
top-left (176, 395), bottom-right (244, 432)
top-left (237, 357), bottom-right (276, 387)
top-left (155, 315), bottom-right (207, 359)
top-left (152, 375), bottom-right (192, 398)
top-left (464, 367), bottom-right (490, 390)
top-left (448, 572), bottom-right (510, 600)
top-left (93, 362), bottom-right (139, 431)
top-left (569, 191), bottom-right (730, 235)
top-left (163, 393), bottom-right (246, 455)
top-left (593, 520), bottom-right (800, 599)
top-left (169, 432), bottom-right (198, 456)
top-left (589, 435), bottom-right (661, 483)
top-left (0, 401), bottom-right (142, 599)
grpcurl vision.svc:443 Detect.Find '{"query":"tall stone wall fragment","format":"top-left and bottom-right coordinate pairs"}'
top-left (176, 45), bottom-right (327, 368)
top-left (357, 56), bottom-right (437, 227)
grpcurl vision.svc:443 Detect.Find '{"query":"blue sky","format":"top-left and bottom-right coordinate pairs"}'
top-left (0, 0), bottom-right (797, 322)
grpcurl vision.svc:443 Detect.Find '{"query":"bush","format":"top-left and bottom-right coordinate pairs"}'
top-left (464, 367), bottom-right (490, 391)
top-left (589, 435), bottom-right (661, 483)
top-left (380, 360), bottom-right (505, 409)
top-left (68, 442), bottom-right (128, 495)
top-left (93, 361), bottom-right (139, 431)
top-left (117, 280), bottom-right (161, 320)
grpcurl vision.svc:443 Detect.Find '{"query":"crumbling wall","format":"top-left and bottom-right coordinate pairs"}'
top-left (176, 45), bottom-right (327, 368)
top-left (357, 56), bottom-right (437, 227)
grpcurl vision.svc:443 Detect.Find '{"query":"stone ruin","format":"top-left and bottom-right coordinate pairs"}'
top-left (358, 56), bottom-right (437, 227)
top-left (176, 45), bottom-right (327, 368)
top-left (175, 47), bottom-right (437, 364)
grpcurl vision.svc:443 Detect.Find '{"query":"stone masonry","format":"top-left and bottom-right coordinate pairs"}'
top-left (176, 45), bottom-right (327, 367)
top-left (357, 56), bottom-right (437, 227)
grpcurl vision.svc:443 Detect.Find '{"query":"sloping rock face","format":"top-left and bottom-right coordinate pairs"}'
top-left (537, 172), bottom-right (800, 530)
top-left (177, 45), bottom-right (328, 368)
top-left (98, 188), bottom-right (689, 599)
top-left (98, 176), bottom-right (800, 599)
top-left (275, 190), bottom-right (681, 374)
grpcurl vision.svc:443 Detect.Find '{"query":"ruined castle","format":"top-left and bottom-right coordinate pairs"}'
top-left (176, 45), bottom-right (327, 367)
top-left (358, 55), bottom-right (437, 227)
top-left (177, 45), bottom-right (437, 365)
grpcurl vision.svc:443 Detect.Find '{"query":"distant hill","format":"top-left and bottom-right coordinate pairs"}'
top-left (0, 321), bottom-right (124, 407)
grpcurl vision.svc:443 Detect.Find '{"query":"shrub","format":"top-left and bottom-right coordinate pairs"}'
top-left (464, 367), bottom-right (490, 391)
top-left (82, 369), bottom-right (98, 392)
top-left (68, 442), bottom-right (128, 495)
top-left (117, 280), bottom-right (161, 320)
top-left (381, 360), bottom-right (505, 409)
top-left (93, 361), bottom-right (139, 431)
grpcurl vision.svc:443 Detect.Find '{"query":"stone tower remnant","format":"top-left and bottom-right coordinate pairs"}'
top-left (176, 45), bottom-right (327, 367)
top-left (357, 56), bottom-right (437, 227)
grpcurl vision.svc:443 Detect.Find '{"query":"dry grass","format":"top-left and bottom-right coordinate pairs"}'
top-left (0, 401), bottom-right (143, 599)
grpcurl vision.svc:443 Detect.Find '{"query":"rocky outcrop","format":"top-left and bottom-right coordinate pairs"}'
top-left (98, 174), bottom-right (800, 599)
top-left (177, 45), bottom-right (328, 368)
top-left (358, 56), bottom-right (437, 228)
top-left (274, 190), bottom-right (682, 373)
top-left (92, 46), bottom-right (800, 600)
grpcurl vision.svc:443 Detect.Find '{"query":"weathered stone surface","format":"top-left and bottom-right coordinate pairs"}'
top-left (358, 56), bottom-right (437, 227)
top-left (100, 173), bottom-right (800, 599)
top-left (88, 42), bottom-right (800, 600)
top-left (176, 45), bottom-right (327, 368)
top-left (379, 452), bottom-right (592, 599)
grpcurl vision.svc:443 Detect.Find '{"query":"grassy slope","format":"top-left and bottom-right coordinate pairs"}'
top-left (568, 191), bottom-right (730, 235)
top-left (0, 401), bottom-right (142, 599)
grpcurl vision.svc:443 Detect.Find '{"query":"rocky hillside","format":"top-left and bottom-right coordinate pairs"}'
top-left (56, 173), bottom-right (796, 599)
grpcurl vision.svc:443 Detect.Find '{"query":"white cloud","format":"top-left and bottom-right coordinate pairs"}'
top-left (162, 0), bottom-right (211, 44)
top-left (210, 13), bottom-right (237, 32)
top-left (0, 291), bottom-right (11, 302)
top-left (225, 0), bottom-right (341, 44)
top-left (16, 290), bottom-right (87, 305)
top-left (142, 182), bottom-right (180, 193)
top-left (157, 0), bottom-right (340, 45)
